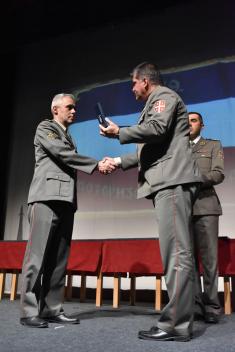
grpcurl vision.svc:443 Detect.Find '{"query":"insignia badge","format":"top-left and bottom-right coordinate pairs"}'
top-left (47, 132), bottom-right (59, 139)
top-left (153, 100), bottom-right (166, 113)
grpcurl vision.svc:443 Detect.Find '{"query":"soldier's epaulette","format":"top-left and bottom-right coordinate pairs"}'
top-left (204, 138), bottom-right (219, 142)
top-left (204, 138), bottom-right (219, 141)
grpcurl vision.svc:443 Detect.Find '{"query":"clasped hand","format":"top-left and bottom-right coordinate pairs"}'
top-left (98, 157), bottom-right (119, 175)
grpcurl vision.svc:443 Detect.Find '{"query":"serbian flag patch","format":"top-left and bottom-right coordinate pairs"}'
top-left (153, 100), bottom-right (166, 113)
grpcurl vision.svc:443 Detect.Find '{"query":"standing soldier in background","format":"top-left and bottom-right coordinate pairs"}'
top-left (189, 112), bottom-right (225, 324)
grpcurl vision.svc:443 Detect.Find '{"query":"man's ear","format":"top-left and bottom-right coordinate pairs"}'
top-left (52, 106), bottom-right (58, 115)
top-left (143, 78), bottom-right (149, 90)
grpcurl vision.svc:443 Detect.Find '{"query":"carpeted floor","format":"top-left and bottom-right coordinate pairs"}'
top-left (0, 298), bottom-right (235, 352)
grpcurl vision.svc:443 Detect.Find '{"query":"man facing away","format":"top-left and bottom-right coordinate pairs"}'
top-left (20, 93), bottom-right (115, 328)
top-left (100, 62), bottom-right (202, 342)
top-left (189, 112), bottom-right (225, 324)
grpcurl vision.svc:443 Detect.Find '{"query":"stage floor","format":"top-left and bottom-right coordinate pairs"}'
top-left (0, 299), bottom-right (235, 352)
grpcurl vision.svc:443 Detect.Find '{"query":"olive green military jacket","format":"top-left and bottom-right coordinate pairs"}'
top-left (28, 119), bottom-right (98, 210)
top-left (192, 137), bottom-right (224, 215)
top-left (119, 85), bottom-right (202, 199)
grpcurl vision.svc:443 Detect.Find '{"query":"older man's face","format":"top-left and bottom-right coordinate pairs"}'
top-left (53, 96), bottom-right (76, 127)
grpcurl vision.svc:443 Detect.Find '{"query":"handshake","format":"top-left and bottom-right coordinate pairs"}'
top-left (97, 157), bottom-right (119, 175)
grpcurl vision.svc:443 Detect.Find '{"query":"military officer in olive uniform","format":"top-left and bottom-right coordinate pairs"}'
top-left (20, 93), bottom-right (115, 328)
top-left (100, 62), bottom-right (202, 342)
top-left (188, 112), bottom-right (225, 324)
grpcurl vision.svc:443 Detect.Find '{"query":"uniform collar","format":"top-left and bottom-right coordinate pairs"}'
top-left (191, 135), bottom-right (201, 145)
top-left (53, 119), bottom-right (67, 131)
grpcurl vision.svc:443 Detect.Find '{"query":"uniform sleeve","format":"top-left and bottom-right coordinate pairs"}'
top-left (119, 90), bottom-right (179, 144)
top-left (36, 121), bottom-right (98, 174)
top-left (201, 140), bottom-right (225, 188)
top-left (120, 152), bottom-right (138, 170)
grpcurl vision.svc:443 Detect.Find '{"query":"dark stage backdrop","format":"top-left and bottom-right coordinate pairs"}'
top-left (2, 2), bottom-right (235, 296)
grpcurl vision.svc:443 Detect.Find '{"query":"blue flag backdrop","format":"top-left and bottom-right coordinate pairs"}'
top-left (70, 59), bottom-right (235, 159)
top-left (69, 58), bottom-right (235, 240)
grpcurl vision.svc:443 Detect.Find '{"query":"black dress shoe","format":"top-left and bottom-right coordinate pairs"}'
top-left (194, 312), bottom-right (205, 321)
top-left (138, 326), bottom-right (190, 342)
top-left (44, 313), bottom-right (80, 324)
top-left (20, 316), bottom-right (48, 328)
top-left (205, 312), bottom-right (219, 324)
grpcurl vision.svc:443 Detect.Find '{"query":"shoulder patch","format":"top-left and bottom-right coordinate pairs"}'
top-left (47, 131), bottom-right (59, 140)
top-left (153, 100), bottom-right (166, 113)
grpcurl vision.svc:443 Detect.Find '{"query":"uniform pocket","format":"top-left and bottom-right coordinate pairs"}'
top-left (147, 154), bottom-right (172, 167)
top-left (46, 172), bottom-right (71, 196)
top-left (195, 152), bottom-right (212, 170)
top-left (144, 155), bottom-right (172, 185)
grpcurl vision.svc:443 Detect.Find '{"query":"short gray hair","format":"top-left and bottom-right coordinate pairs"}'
top-left (131, 62), bottom-right (162, 85)
top-left (51, 93), bottom-right (76, 111)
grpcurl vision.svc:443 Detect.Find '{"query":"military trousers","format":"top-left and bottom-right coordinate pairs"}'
top-left (153, 184), bottom-right (198, 336)
top-left (192, 214), bottom-right (221, 315)
top-left (20, 201), bottom-right (74, 318)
